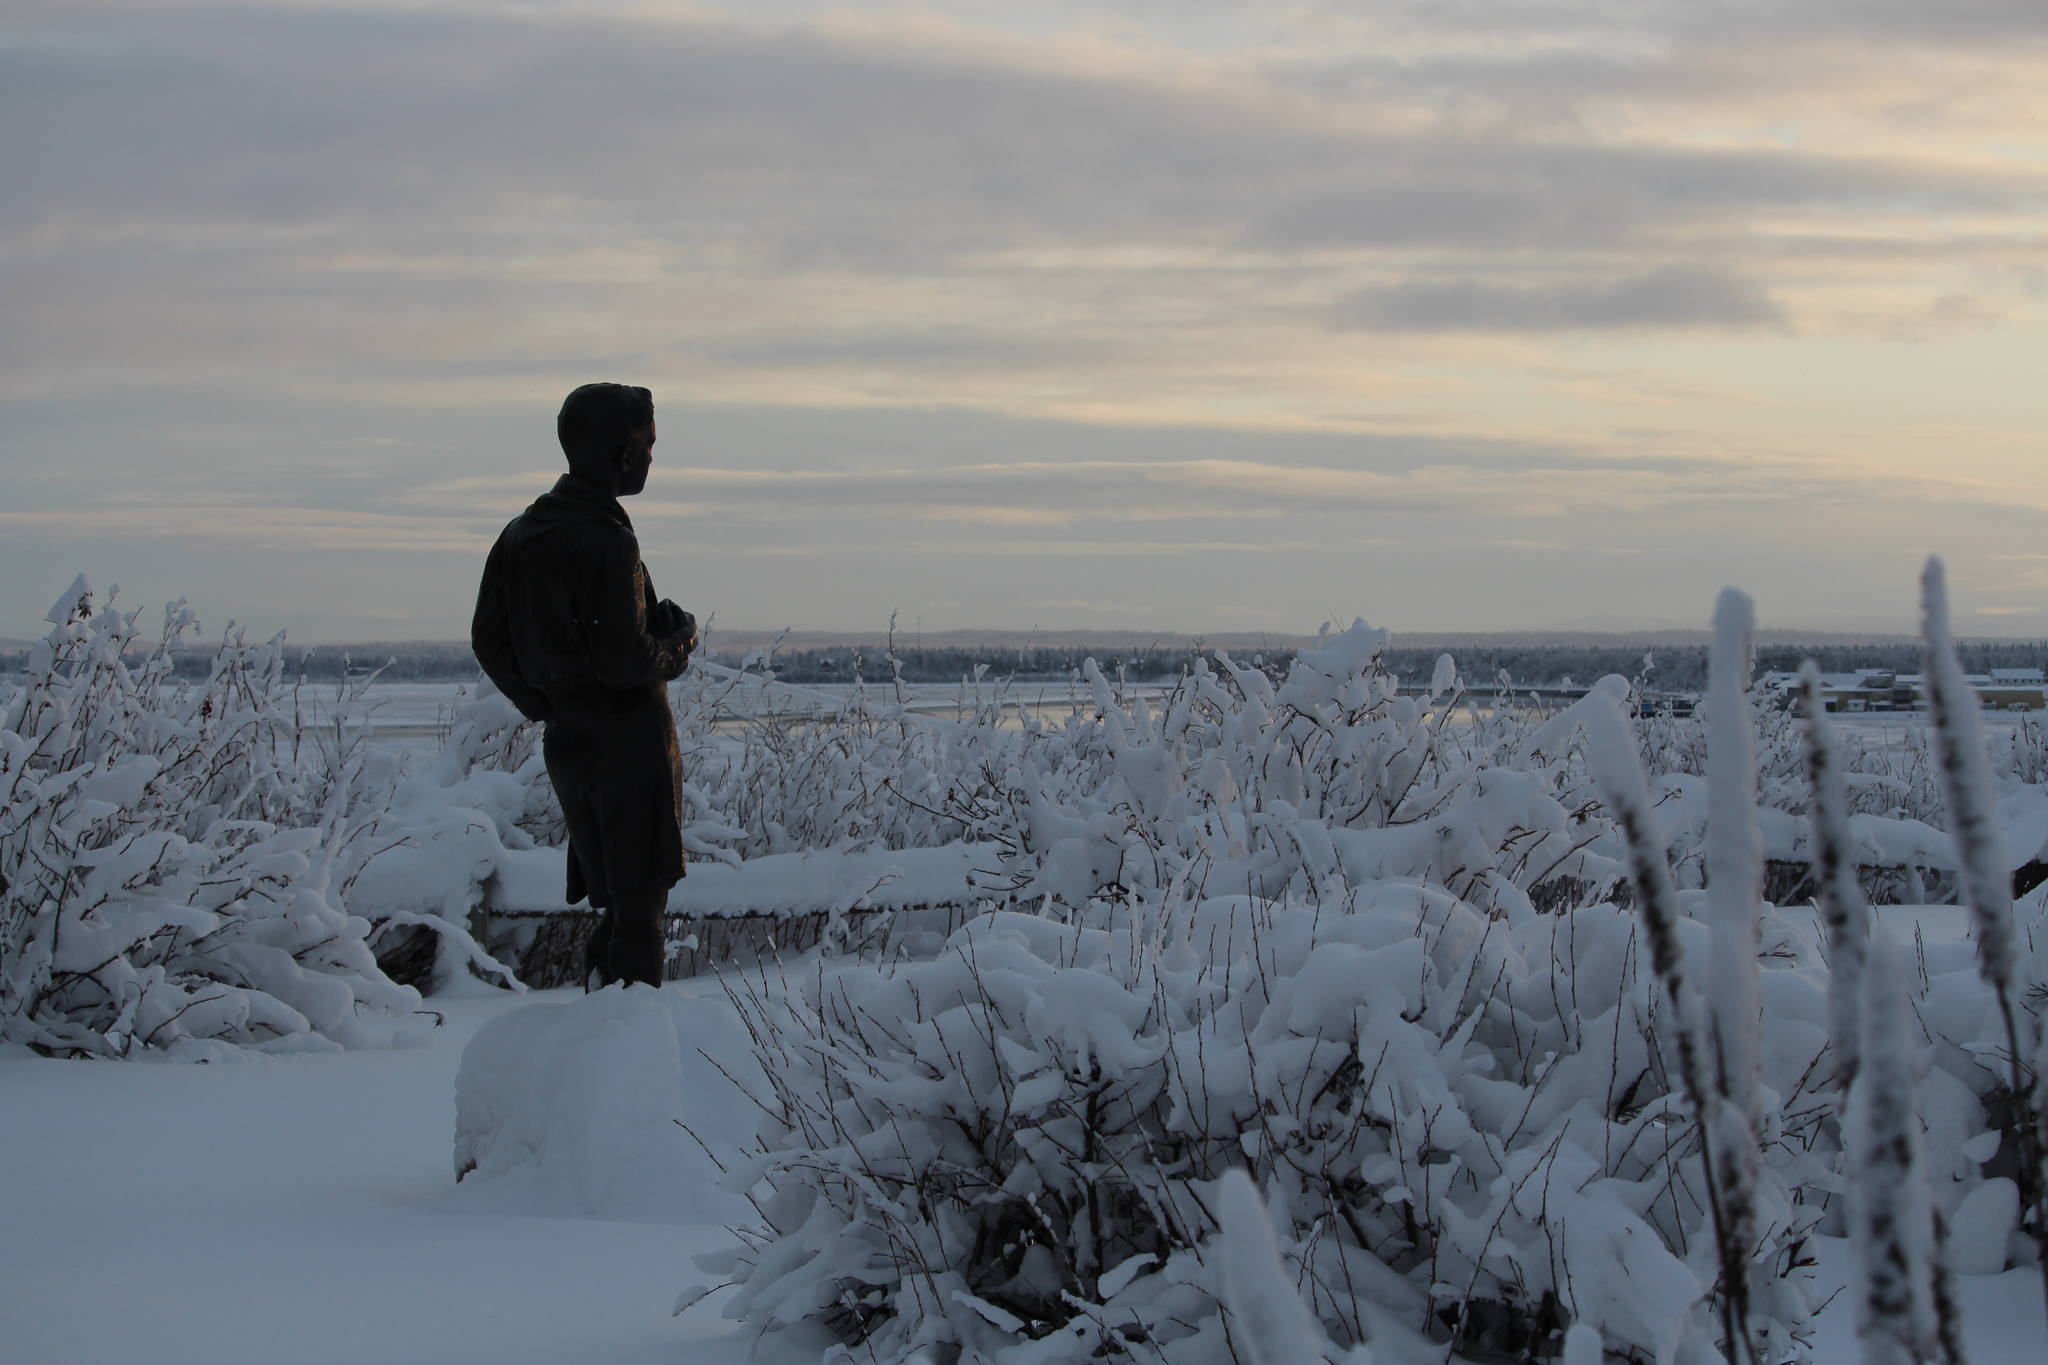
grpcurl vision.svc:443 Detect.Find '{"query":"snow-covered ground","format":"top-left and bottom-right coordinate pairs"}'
top-left (0, 977), bottom-right (808, 1365)
top-left (5, 968), bottom-right (2041, 1365)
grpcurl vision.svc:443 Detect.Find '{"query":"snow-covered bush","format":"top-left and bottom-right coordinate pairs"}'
top-left (950, 627), bottom-right (1619, 920)
top-left (431, 678), bottom-right (563, 848)
top-left (672, 659), bottom-right (965, 861)
top-left (1997, 714), bottom-right (2048, 787)
top-left (1, 578), bottom-right (420, 1058)
top-left (438, 655), bottom-right (956, 868)
top-left (435, 614), bottom-right (2042, 924)
top-left (702, 622), bottom-right (1833, 1363)
top-left (1634, 689), bottom-right (1963, 905)
top-left (701, 592), bottom-right (2048, 1361)
top-left (709, 887), bottom-right (1834, 1363)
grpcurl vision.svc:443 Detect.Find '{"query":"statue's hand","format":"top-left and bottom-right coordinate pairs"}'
top-left (656, 599), bottom-right (698, 652)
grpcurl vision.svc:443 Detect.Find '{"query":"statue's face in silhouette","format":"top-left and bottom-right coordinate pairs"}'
top-left (617, 419), bottom-right (656, 496)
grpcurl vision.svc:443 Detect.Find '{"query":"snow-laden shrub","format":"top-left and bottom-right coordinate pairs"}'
top-left (709, 885), bottom-right (1831, 1364)
top-left (954, 625), bottom-right (1621, 920)
top-left (0, 578), bottom-right (418, 1058)
top-left (673, 659), bottom-right (968, 860)
top-left (435, 615), bottom-right (2045, 923)
top-left (1633, 690), bottom-right (1966, 905)
top-left (700, 595), bottom-right (2048, 1360)
top-left (1997, 714), bottom-right (2048, 788)
top-left (1627, 657), bottom-right (2048, 910)
top-left (701, 624), bottom-right (1834, 1363)
top-left (431, 678), bottom-right (563, 848)
top-left (437, 656), bottom-right (958, 867)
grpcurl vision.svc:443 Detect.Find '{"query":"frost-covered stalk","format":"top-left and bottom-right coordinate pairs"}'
top-left (1922, 558), bottom-right (2024, 1034)
top-left (1214, 1169), bottom-right (1363, 1365)
top-left (1800, 662), bottom-right (1875, 1104)
top-left (1847, 934), bottom-right (1955, 1365)
top-left (1809, 612), bottom-right (1970, 1365)
top-left (1584, 699), bottom-right (1762, 1365)
top-left (1703, 590), bottom-right (1763, 1346)
top-left (1921, 556), bottom-right (2046, 1301)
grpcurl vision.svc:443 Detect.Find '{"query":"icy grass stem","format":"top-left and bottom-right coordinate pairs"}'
top-left (1806, 658), bottom-right (1962, 1361)
top-left (1583, 698), bottom-right (1764, 1365)
top-left (1215, 1168), bottom-right (1357, 1365)
top-left (1702, 589), bottom-right (1764, 1354)
top-left (1800, 664), bottom-right (1872, 1101)
top-left (1847, 935), bottom-right (1959, 1365)
top-left (1921, 556), bottom-right (2047, 1310)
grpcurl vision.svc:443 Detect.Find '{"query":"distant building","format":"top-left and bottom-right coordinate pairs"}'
top-left (1981, 668), bottom-right (2045, 711)
top-left (1764, 669), bottom-right (1903, 713)
top-left (1763, 666), bottom-right (2043, 713)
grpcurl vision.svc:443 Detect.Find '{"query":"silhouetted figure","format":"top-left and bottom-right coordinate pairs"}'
top-left (472, 383), bottom-right (698, 988)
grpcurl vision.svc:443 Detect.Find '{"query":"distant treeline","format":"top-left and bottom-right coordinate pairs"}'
top-left (6, 638), bottom-right (2045, 693)
top-left (1380, 641), bottom-right (2048, 694)
top-left (0, 642), bottom-right (480, 684)
top-left (735, 644), bottom-right (1265, 684)
top-left (717, 640), bottom-right (2048, 691)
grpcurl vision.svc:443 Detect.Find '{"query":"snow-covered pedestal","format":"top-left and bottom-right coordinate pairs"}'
top-left (451, 986), bottom-right (756, 1224)
top-left (478, 843), bottom-right (995, 986)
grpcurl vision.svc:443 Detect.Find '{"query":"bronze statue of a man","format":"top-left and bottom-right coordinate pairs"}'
top-left (471, 382), bottom-right (698, 988)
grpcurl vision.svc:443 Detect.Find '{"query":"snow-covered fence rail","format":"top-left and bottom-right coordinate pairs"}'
top-left (463, 842), bottom-right (999, 987)
top-left (1609, 764), bottom-right (2048, 907)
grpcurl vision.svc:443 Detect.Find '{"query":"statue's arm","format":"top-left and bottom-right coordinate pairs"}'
top-left (587, 529), bottom-right (693, 689)
top-left (471, 538), bottom-right (554, 722)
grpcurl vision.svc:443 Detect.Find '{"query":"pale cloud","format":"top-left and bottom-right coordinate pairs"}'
top-left (708, 330), bottom-right (1118, 373)
top-left (1331, 266), bottom-right (1784, 333)
top-left (399, 450), bottom-right (1826, 527)
top-left (3, 0), bottom-right (2045, 638)
top-left (916, 505), bottom-right (1077, 529)
top-left (0, 504), bottom-right (490, 554)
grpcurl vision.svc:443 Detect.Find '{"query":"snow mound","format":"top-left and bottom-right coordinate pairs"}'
top-left (452, 987), bottom-right (755, 1224)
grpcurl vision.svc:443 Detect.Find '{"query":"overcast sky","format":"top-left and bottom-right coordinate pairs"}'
top-left (5, 0), bottom-right (2045, 642)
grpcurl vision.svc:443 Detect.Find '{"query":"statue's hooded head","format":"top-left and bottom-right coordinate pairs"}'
top-left (557, 382), bottom-right (656, 496)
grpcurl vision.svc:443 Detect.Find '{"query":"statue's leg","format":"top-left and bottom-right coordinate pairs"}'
top-left (581, 906), bottom-right (616, 991)
top-left (606, 886), bottom-right (669, 988)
